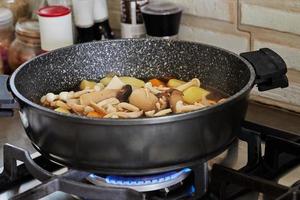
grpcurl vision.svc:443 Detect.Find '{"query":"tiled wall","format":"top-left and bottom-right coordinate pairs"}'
top-left (107, 0), bottom-right (300, 112)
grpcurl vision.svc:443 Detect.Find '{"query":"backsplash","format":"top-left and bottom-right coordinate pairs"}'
top-left (107, 0), bottom-right (300, 112)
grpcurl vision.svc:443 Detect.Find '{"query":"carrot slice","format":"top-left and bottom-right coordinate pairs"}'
top-left (87, 111), bottom-right (105, 118)
top-left (149, 79), bottom-right (165, 87)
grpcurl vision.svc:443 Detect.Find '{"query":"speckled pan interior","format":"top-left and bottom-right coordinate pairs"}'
top-left (13, 39), bottom-right (252, 103)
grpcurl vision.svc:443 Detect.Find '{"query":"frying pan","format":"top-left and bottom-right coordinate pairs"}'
top-left (0, 39), bottom-right (288, 175)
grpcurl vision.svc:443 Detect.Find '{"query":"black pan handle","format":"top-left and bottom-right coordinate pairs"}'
top-left (0, 75), bottom-right (18, 117)
top-left (240, 48), bottom-right (288, 91)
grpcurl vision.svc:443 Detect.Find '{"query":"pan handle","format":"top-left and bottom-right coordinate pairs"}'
top-left (240, 48), bottom-right (288, 91)
top-left (0, 75), bottom-right (18, 117)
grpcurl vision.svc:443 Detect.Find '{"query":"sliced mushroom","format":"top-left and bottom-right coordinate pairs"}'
top-left (176, 78), bottom-right (200, 91)
top-left (129, 88), bottom-right (158, 112)
top-left (169, 90), bottom-right (183, 113)
top-left (59, 91), bottom-right (75, 102)
top-left (97, 98), bottom-right (120, 108)
top-left (104, 111), bottom-right (143, 119)
top-left (117, 111), bottom-right (143, 118)
top-left (106, 104), bottom-right (117, 113)
top-left (116, 85), bottom-right (132, 102)
top-left (46, 93), bottom-right (58, 102)
top-left (154, 108), bottom-right (172, 117)
top-left (55, 100), bottom-right (71, 110)
top-left (40, 95), bottom-right (47, 104)
top-left (73, 89), bottom-right (93, 98)
top-left (117, 102), bottom-right (139, 112)
top-left (83, 106), bottom-right (94, 114)
top-left (145, 110), bottom-right (155, 117)
top-left (144, 82), bottom-right (161, 94)
top-left (175, 101), bottom-right (205, 113)
top-left (89, 101), bottom-right (107, 114)
top-left (80, 89), bottom-right (118, 106)
top-left (156, 85), bottom-right (171, 91)
top-left (67, 102), bottom-right (85, 114)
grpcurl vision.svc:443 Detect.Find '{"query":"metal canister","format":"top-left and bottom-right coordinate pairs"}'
top-left (120, 0), bottom-right (148, 38)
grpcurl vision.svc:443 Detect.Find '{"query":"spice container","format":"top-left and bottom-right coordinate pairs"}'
top-left (8, 20), bottom-right (42, 72)
top-left (72, 0), bottom-right (95, 43)
top-left (141, 2), bottom-right (182, 39)
top-left (37, 6), bottom-right (74, 51)
top-left (0, 8), bottom-right (14, 74)
top-left (120, 0), bottom-right (148, 38)
top-left (0, 0), bottom-right (30, 24)
top-left (93, 0), bottom-right (114, 39)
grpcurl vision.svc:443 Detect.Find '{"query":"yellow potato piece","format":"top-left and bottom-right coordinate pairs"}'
top-left (100, 76), bottom-right (145, 88)
top-left (167, 79), bottom-right (186, 88)
top-left (120, 77), bottom-right (145, 88)
top-left (100, 77), bottom-right (112, 86)
top-left (55, 107), bottom-right (71, 114)
top-left (80, 80), bottom-right (97, 90)
top-left (183, 87), bottom-right (210, 104)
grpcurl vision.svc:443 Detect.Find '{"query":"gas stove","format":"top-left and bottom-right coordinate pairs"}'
top-left (0, 117), bottom-right (299, 200)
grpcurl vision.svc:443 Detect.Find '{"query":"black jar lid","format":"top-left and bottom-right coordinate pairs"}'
top-left (141, 2), bottom-right (182, 16)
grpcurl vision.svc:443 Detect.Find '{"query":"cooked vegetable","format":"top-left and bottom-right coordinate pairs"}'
top-left (149, 79), bottom-right (165, 87)
top-left (167, 79), bottom-right (186, 88)
top-left (116, 85), bottom-right (132, 102)
top-left (41, 76), bottom-right (226, 118)
top-left (87, 111), bottom-right (105, 118)
top-left (176, 78), bottom-right (200, 91)
top-left (80, 80), bottom-right (97, 90)
top-left (55, 107), bottom-right (70, 114)
top-left (101, 76), bottom-right (145, 88)
top-left (80, 89), bottom-right (118, 106)
top-left (129, 88), bottom-right (158, 112)
top-left (183, 86), bottom-right (210, 104)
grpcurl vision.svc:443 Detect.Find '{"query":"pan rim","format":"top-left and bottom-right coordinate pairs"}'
top-left (9, 38), bottom-right (256, 125)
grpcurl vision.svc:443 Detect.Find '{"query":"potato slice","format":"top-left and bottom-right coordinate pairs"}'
top-left (80, 80), bottom-right (97, 90)
top-left (100, 76), bottom-right (145, 88)
top-left (100, 77), bottom-right (112, 86)
top-left (167, 79), bottom-right (186, 88)
top-left (183, 87), bottom-right (210, 104)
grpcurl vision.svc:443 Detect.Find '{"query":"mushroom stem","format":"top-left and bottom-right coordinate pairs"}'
top-left (176, 78), bottom-right (200, 91)
top-left (175, 101), bottom-right (205, 113)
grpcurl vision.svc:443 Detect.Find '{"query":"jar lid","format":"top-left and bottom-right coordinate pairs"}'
top-left (37, 6), bottom-right (71, 17)
top-left (16, 20), bottom-right (40, 38)
top-left (141, 2), bottom-right (182, 15)
top-left (0, 8), bottom-right (13, 27)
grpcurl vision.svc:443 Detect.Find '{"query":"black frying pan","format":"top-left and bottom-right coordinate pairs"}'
top-left (0, 39), bottom-right (288, 175)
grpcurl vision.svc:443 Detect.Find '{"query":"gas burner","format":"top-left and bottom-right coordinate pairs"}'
top-left (86, 168), bottom-right (191, 192)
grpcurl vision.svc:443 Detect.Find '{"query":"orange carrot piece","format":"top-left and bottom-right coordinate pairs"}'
top-left (149, 79), bottom-right (165, 87)
top-left (87, 111), bottom-right (105, 118)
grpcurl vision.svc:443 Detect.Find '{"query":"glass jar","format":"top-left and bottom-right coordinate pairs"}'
top-left (8, 20), bottom-right (42, 72)
top-left (0, 0), bottom-right (30, 24)
top-left (0, 8), bottom-right (14, 74)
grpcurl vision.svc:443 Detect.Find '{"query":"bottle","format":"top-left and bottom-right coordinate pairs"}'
top-left (37, 6), bottom-right (74, 51)
top-left (93, 0), bottom-right (114, 40)
top-left (0, 8), bottom-right (14, 74)
top-left (120, 0), bottom-right (148, 38)
top-left (8, 20), bottom-right (42, 72)
top-left (72, 0), bottom-right (95, 43)
top-left (141, 2), bottom-right (182, 39)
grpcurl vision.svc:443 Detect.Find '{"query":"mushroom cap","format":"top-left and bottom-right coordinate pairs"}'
top-left (129, 88), bottom-right (158, 112)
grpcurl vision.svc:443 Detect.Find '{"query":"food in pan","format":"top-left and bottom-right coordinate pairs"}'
top-left (40, 76), bottom-right (227, 118)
